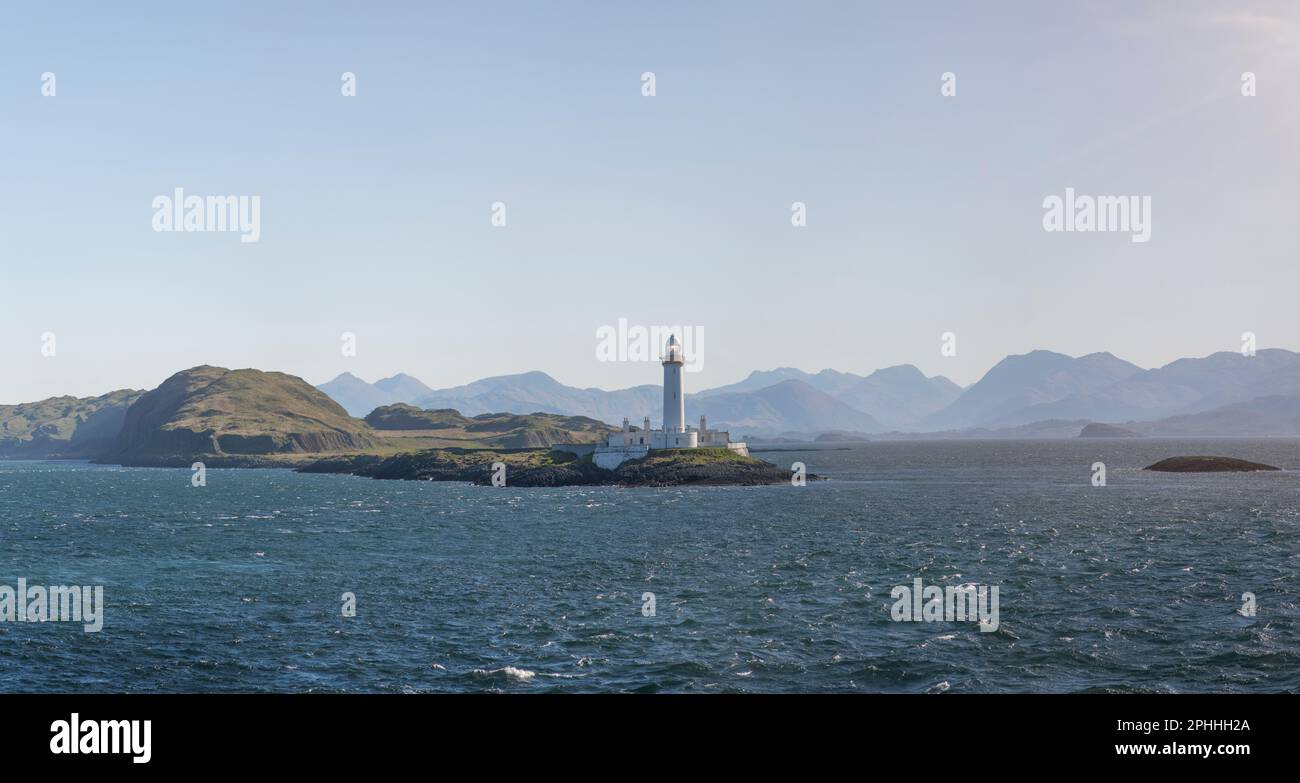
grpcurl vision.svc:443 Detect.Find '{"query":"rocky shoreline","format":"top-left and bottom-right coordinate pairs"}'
top-left (97, 454), bottom-right (321, 469)
top-left (300, 447), bottom-right (807, 487)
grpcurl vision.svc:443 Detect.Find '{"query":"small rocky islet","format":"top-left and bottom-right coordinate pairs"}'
top-left (1143, 456), bottom-right (1281, 473)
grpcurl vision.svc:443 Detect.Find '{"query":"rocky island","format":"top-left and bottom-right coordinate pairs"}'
top-left (0, 363), bottom-right (798, 487)
top-left (1143, 456), bottom-right (1281, 472)
top-left (300, 446), bottom-right (803, 487)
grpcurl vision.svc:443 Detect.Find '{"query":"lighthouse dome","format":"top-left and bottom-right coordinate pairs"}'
top-left (662, 334), bottom-right (684, 363)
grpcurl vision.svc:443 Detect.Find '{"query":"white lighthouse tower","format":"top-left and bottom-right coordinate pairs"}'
top-left (662, 334), bottom-right (686, 433)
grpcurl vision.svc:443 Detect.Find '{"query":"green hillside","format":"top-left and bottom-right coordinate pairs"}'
top-left (364, 403), bottom-right (614, 448)
top-left (5, 370), bottom-right (617, 466)
top-left (0, 390), bottom-right (144, 458)
top-left (111, 365), bottom-right (378, 461)
top-left (363, 404), bottom-right (472, 430)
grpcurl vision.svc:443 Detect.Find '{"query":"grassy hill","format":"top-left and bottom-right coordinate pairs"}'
top-left (364, 403), bottom-right (614, 448)
top-left (110, 365), bottom-right (379, 463)
top-left (0, 390), bottom-right (144, 458)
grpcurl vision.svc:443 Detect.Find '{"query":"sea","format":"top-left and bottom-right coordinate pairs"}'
top-left (1, 439), bottom-right (1297, 693)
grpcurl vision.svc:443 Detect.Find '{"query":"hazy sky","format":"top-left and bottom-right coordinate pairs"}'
top-left (2, 1), bottom-right (1297, 403)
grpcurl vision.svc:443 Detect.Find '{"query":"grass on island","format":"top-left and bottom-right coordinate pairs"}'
top-left (634, 447), bottom-right (757, 466)
top-left (303, 445), bottom-right (764, 473)
top-left (363, 404), bottom-right (615, 451)
top-left (423, 446), bottom-right (758, 469)
top-left (406, 447), bottom-right (574, 468)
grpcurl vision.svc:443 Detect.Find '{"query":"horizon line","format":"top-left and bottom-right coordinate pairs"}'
top-left (7, 344), bottom-right (1297, 406)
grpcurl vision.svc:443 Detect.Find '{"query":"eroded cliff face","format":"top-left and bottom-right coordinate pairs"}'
top-left (0, 390), bottom-right (144, 458)
top-left (111, 365), bottom-right (377, 462)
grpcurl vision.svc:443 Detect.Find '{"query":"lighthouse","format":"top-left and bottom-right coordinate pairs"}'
top-left (576, 329), bottom-right (747, 468)
top-left (662, 334), bottom-right (686, 433)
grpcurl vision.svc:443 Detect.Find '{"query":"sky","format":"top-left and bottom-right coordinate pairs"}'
top-left (2, 1), bottom-right (1298, 403)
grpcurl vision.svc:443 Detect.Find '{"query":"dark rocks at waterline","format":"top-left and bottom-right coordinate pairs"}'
top-left (605, 456), bottom-right (801, 487)
top-left (1143, 456), bottom-right (1281, 473)
top-left (298, 451), bottom-right (480, 481)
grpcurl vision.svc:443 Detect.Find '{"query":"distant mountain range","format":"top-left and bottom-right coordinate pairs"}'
top-left (319, 365), bottom-right (960, 434)
top-left (688, 379), bottom-right (884, 434)
top-left (1131, 394), bottom-right (1300, 437)
top-left (837, 366), bottom-right (964, 428)
top-left (919, 350), bottom-right (1142, 429)
top-left (693, 365), bottom-right (961, 430)
top-left (1000, 349), bottom-right (1300, 425)
top-left (316, 348), bottom-right (1300, 438)
top-left (3, 347), bottom-right (1296, 462)
top-left (316, 372), bottom-right (436, 418)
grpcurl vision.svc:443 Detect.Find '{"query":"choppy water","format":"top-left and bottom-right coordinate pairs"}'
top-left (1, 439), bottom-right (1297, 693)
